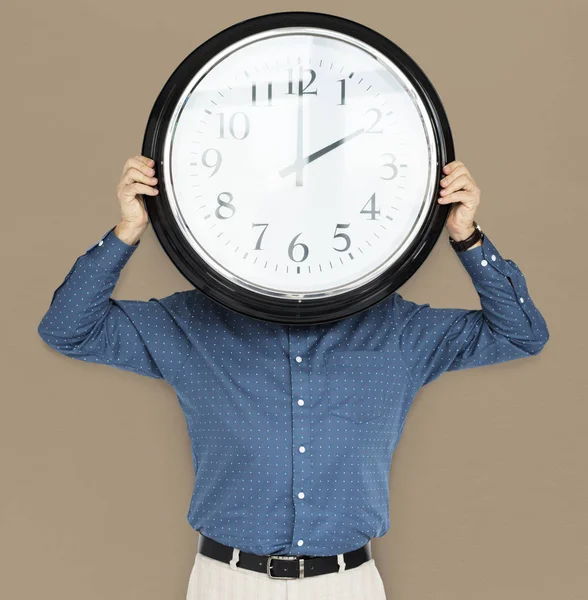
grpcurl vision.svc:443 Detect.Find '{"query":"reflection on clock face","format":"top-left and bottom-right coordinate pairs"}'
top-left (164, 27), bottom-right (438, 299)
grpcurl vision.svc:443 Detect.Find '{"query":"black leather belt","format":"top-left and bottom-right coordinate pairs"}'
top-left (197, 534), bottom-right (371, 579)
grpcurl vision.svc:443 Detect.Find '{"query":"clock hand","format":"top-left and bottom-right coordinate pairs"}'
top-left (279, 127), bottom-right (366, 179)
top-left (295, 74), bottom-right (304, 187)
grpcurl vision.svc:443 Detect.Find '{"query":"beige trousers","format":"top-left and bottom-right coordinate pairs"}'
top-left (186, 550), bottom-right (387, 599)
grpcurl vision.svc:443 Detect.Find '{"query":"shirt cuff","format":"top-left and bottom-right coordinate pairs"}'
top-left (84, 226), bottom-right (140, 272)
top-left (453, 232), bottom-right (516, 282)
top-left (452, 231), bottom-right (538, 321)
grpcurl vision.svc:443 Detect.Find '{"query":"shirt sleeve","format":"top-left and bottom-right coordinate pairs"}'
top-left (37, 226), bottom-right (191, 383)
top-left (395, 232), bottom-right (550, 388)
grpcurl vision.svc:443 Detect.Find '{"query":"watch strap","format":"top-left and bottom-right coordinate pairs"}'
top-left (449, 221), bottom-right (483, 252)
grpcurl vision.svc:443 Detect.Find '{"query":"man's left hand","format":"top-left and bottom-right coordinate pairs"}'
top-left (438, 160), bottom-right (481, 241)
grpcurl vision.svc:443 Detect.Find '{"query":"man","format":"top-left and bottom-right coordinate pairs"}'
top-left (37, 155), bottom-right (549, 599)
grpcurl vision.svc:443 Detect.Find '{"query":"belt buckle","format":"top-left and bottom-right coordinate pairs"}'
top-left (267, 555), bottom-right (305, 579)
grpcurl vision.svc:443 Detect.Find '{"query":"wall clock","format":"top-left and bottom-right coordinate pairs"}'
top-left (142, 11), bottom-right (454, 325)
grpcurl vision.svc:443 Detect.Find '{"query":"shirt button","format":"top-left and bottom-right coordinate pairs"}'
top-left (98, 240), bottom-right (104, 247)
top-left (295, 356), bottom-right (302, 363)
top-left (520, 297), bottom-right (525, 303)
top-left (480, 259), bottom-right (488, 267)
top-left (299, 445), bottom-right (306, 453)
top-left (298, 491), bottom-right (305, 499)
top-left (298, 399), bottom-right (304, 406)
top-left (297, 540), bottom-right (304, 547)
top-left (491, 254), bottom-right (496, 261)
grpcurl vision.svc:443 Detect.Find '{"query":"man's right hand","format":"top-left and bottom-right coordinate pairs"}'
top-left (114, 155), bottom-right (159, 245)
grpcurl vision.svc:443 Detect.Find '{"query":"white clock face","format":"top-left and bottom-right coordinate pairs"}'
top-left (164, 27), bottom-right (439, 299)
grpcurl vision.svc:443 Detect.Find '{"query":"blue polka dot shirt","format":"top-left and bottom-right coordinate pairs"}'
top-left (38, 226), bottom-right (549, 556)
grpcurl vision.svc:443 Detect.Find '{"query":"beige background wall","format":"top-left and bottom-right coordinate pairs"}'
top-left (1, 1), bottom-right (586, 598)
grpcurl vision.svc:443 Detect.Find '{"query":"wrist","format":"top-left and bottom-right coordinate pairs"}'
top-left (114, 221), bottom-right (146, 246)
top-left (448, 220), bottom-right (484, 252)
top-left (448, 224), bottom-right (476, 242)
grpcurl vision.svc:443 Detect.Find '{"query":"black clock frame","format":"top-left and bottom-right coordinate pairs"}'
top-left (142, 11), bottom-right (453, 326)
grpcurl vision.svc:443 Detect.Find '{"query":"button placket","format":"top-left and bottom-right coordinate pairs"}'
top-left (289, 330), bottom-right (312, 553)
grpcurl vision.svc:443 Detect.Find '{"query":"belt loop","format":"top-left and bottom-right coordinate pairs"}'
top-left (229, 547), bottom-right (240, 571)
top-left (337, 553), bottom-right (346, 573)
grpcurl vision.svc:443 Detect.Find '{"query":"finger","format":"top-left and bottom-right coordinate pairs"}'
top-left (121, 182), bottom-right (159, 199)
top-left (120, 166), bottom-right (158, 187)
top-left (440, 174), bottom-right (476, 196)
top-left (122, 156), bottom-right (156, 177)
top-left (137, 155), bottom-right (155, 166)
top-left (437, 190), bottom-right (476, 205)
top-left (442, 160), bottom-right (464, 174)
top-left (440, 165), bottom-right (470, 188)
top-left (131, 155), bottom-right (155, 169)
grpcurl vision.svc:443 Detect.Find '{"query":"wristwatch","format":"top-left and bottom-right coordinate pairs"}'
top-left (448, 221), bottom-right (484, 252)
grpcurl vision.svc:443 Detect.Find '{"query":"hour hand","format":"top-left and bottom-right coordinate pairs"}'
top-left (279, 128), bottom-right (365, 179)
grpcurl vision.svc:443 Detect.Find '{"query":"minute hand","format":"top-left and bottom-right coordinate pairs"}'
top-left (279, 127), bottom-right (365, 179)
